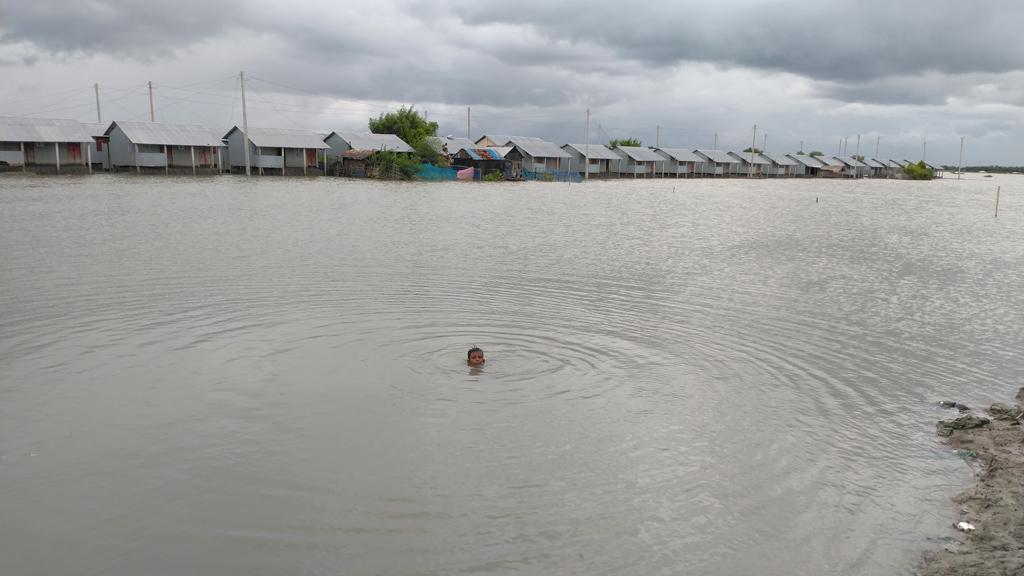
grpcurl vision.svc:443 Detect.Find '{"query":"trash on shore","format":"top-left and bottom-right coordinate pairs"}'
top-left (938, 401), bottom-right (970, 412)
top-left (956, 521), bottom-right (976, 532)
top-left (936, 415), bottom-right (990, 437)
top-left (989, 402), bottom-right (1022, 421)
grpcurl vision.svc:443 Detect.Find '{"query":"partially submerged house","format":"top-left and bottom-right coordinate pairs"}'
top-left (654, 148), bottom-right (705, 178)
top-left (452, 147), bottom-right (511, 179)
top-left (613, 146), bottom-right (665, 177)
top-left (786, 154), bottom-right (824, 177)
top-left (693, 149), bottom-right (739, 176)
top-left (863, 158), bottom-right (890, 178)
top-left (225, 126), bottom-right (330, 175)
top-left (0, 116), bottom-right (95, 174)
top-left (760, 153), bottom-right (798, 177)
top-left (504, 139), bottom-right (572, 176)
top-left (323, 131), bottom-right (413, 177)
top-left (561, 143), bottom-right (621, 176)
top-left (82, 123), bottom-right (109, 171)
top-left (834, 156), bottom-right (870, 178)
top-left (727, 151), bottom-right (770, 177)
top-left (924, 161), bottom-right (944, 178)
top-left (815, 155), bottom-right (846, 177)
top-left (427, 136), bottom-right (473, 158)
top-left (106, 121), bottom-right (225, 174)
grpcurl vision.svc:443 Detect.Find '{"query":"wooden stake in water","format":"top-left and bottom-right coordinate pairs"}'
top-left (995, 186), bottom-right (1000, 218)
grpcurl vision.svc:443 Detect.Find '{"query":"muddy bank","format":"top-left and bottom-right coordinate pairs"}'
top-left (917, 389), bottom-right (1024, 576)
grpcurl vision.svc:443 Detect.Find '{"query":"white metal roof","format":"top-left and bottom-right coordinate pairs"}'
top-left (226, 126), bottom-right (329, 149)
top-left (109, 121), bottom-right (225, 147)
top-left (835, 156), bottom-right (868, 167)
top-left (816, 156), bottom-right (844, 167)
top-left (655, 148), bottom-right (704, 162)
top-left (81, 122), bottom-right (110, 138)
top-left (511, 139), bottom-right (571, 159)
top-left (0, 116), bottom-right (93, 143)
top-left (615, 146), bottom-right (665, 162)
top-left (761, 153), bottom-right (797, 166)
top-left (727, 151), bottom-right (770, 165)
top-left (787, 154), bottom-right (824, 167)
top-left (562, 143), bottom-right (620, 160)
top-left (864, 158), bottom-right (887, 168)
top-left (330, 131), bottom-right (412, 153)
top-left (477, 134), bottom-right (543, 146)
top-left (694, 149), bottom-right (739, 164)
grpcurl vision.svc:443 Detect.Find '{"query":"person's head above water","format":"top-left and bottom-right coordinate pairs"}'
top-left (467, 347), bottom-right (485, 366)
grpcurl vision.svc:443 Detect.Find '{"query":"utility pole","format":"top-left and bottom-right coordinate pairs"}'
top-left (855, 134), bottom-right (860, 158)
top-left (800, 140), bottom-right (803, 153)
top-left (94, 83), bottom-right (102, 124)
top-left (656, 125), bottom-right (660, 148)
top-left (749, 124), bottom-right (757, 178)
top-left (467, 107), bottom-right (471, 142)
top-left (875, 136), bottom-right (880, 159)
top-left (958, 136), bottom-right (964, 180)
top-left (923, 139), bottom-right (927, 162)
top-left (585, 108), bottom-right (590, 181)
top-left (240, 71), bottom-right (251, 176)
top-left (713, 132), bottom-right (718, 149)
top-left (148, 81), bottom-right (155, 122)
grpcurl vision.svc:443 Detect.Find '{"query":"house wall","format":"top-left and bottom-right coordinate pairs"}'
top-left (325, 134), bottom-right (351, 159)
top-left (108, 125), bottom-right (135, 168)
top-left (227, 129), bottom-right (250, 168)
top-left (89, 140), bottom-right (108, 168)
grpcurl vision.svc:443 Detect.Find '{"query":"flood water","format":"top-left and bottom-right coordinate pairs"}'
top-left (1, 173), bottom-right (1022, 575)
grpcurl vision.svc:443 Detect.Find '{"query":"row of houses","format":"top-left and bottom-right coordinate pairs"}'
top-left (0, 116), bottom-right (944, 179)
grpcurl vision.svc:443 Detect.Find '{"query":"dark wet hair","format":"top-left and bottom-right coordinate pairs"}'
top-left (467, 347), bottom-right (483, 359)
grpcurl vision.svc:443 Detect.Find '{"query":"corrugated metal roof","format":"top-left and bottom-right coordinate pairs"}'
top-left (864, 158), bottom-right (887, 168)
top-left (226, 126), bottom-right (329, 149)
top-left (477, 134), bottom-right (543, 146)
top-left (655, 148), bottom-right (704, 162)
top-left (459, 147), bottom-right (509, 161)
top-left (694, 149), bottom-right (738, 164)
top-left (0, 116), bottom-right (94, 143)
top-left (511, 139), bottom-right (571, 159)
top-left (787, 154), bottom-right (824, 167)
top-left (816, 156), bottom-right (844, 167)
top-left (727, 151), bottom-right (770, 165)
top-left (892, 159), bottom-right (909, 167)
top-left (110, 121), bottom-right (225, 147)
top-left (761, 153), bottom-right (797, 166)
top-left (81, 122), bottom-right (110, 138)
top-left (615, 146), bottom-right (665, 162)
top-left (924, 161), bottom-right (942, 171)
top-left (428, 136), bottom-right (473, 154)
top-left (331, 131), bottom-right (412, 153)
top-left (835, 156), bottom-right (868, 167)
top-left (562, 143), bottom-right (620, 160)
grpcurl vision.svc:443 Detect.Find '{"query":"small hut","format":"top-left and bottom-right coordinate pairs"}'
top-left (0, 116), bottom-right (94, 174)
top-left (106, 121), bottom-right (225, 174)
top-left (562, 143), bottom-right (622, 177)
top-left (654, 148), bottom-right (705, 178)
top-left (224, 126), bottom-right (329, 175)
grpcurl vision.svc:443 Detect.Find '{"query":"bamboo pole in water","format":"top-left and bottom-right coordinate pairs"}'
top-left (995, 186), bottom-right (1001, 218)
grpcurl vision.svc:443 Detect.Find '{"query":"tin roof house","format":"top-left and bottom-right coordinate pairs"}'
top-left (786, 153), bottom-right (824, 177)
top-left (814, 155), bottom-right (845, 177)
top-left (613, 146), bottom-right (665, 177)
top-left (727, 151), bottom-right (770, 177)
top-left (81, 123), bottom-right (110, 171)
top-left (760, 153), bottom-right (798, 177)
top-left (0, 116), bottom-right (95, 174)
top-left (324, 131), bottom-right (413, 177)
top-left (654, 148), bottom-right (705, 178)
top-left (224, 126), bottom-right (329, 176)
top-left (105, 121), bottom-right (225, 174)
top-left (694, 149), bottom-right (739, 176)
top-left (561, 143), bottom-right (621, 176)
top-left (452, 147), bottom-right (512, 179)
top-left (504, 139), bottom-right (572, 178)
top-left (834, 156), bottom-right (870, 178)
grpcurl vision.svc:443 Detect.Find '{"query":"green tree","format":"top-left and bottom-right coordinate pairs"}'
top-left (609, 137), bottom-right (642, 148)
top-left (905, 161), bottom-right (934, 180)
top-left (852, 154), bottom-right (865, 161)
top-left (368, 106), bottom-right (440, 165)
top-left (808, 151), bottom-right (824, 157)
top-left (742, 147), bottom-right (762, 154)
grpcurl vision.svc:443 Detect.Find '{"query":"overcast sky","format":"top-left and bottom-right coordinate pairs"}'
top-left (1, 0), bottom-right (1022, 164)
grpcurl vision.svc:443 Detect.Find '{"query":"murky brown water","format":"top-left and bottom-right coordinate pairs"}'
top-left (1, 173), bottom-right (1022, 575)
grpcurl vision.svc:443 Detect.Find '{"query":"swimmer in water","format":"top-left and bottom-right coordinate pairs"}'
top-left (467, 347), bottom-right (485, 366)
